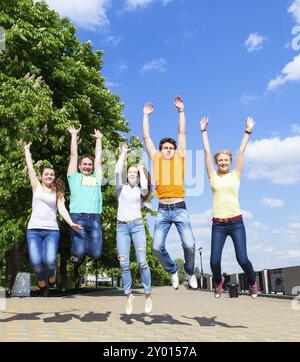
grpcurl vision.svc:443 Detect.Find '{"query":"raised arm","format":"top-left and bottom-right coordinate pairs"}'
top-left (200, 117), bottom-right (215, 180)
top-left (91, 129), bottom-right (103, 180)
top-left (142, 103), bottom-right (156, 160)
top-left (174, 96), bottom-right (186, 157)
top-left (115, 144), bottom-right (129, 188)
top-left (137, 164), bottom-right (148, 197)
top-left (67, 125), bottom-right (81, 176)
top-left (23, 142), bottom-right (39, 192)
top-left (57, 197), bottom-right (83, 232)
top-left (235, 117), bottom-right (255, 177)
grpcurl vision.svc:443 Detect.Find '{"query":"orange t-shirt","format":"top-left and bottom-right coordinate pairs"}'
top-left (153, 151), bottom-right (185, 198)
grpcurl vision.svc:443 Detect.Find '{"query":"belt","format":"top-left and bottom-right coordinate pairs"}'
top-left (117, 218), bottom-right (143, 224)
top-left (158, 201), bottom-right (186, 210)
top-left (212, 215), bottom-right (242, 223)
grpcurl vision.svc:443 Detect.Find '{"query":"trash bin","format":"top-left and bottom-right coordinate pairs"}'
top-left (227, 282), bottom-right (239, 298)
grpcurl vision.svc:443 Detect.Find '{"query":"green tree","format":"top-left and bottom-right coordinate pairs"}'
top-left (0, 0), bottom-right (170, 290)
top-left (0, 0), bottom-right (129, 289)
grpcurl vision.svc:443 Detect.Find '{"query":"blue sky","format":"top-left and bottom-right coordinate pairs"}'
top-left (41, 0), bottom-right (300, 274)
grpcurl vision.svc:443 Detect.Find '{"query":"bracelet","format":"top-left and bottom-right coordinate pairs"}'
top-left (178, 110), bottom-right (184, 113)
top-left (245, 130), bottom-right (252, 135)
top-left (201, 129), bottom-right (207, 133)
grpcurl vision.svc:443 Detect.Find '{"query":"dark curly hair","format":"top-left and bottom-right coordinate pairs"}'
top-left (159, 138), bottom-right (177, 151)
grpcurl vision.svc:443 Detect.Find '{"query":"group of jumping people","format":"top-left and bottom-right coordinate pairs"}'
top-left (24, 96), bottom-right (258, 315)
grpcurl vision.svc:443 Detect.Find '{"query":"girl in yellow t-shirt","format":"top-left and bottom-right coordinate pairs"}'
top-left (200, 116), bottom-right (258, 299)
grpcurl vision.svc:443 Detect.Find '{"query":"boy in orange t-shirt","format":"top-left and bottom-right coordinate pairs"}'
top-left (142, 96), bottom-right (197, 290)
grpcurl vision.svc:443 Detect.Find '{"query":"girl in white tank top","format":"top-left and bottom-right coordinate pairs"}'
top-left (24, 141), bottom-right (82, 295)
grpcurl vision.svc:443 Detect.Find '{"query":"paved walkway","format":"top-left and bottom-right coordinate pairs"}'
top-left (0, 287), bottom-right (299, 342)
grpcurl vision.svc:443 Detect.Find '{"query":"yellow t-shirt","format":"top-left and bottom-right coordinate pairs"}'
top-left (153, 151), bottom-right (185, 199)
top-left (210, 170), bottom-right (241, 219)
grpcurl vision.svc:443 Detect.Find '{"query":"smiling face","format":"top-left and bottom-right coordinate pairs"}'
top-left (41, 168), bottom-right (55, 187)
top-left (127, 166), bottom-right (140, 186)
top-left (216, 153), bottom-right (232, 174)
top-left (78, 157), bottom-right (94, 176)
top-left (160, 142), bottom-right (176, 160)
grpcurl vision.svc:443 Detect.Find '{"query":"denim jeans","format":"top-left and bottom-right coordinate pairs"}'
top-left (27, 229), bottom-right (60, 282)
top-left (117, 220), bottom-right (151, 295)
top-left (70, 213), bottom-right (102, 260)
top-left (210, 218), bottom-right (256, 285)
top-left (153, 206), bottom-right (195, 275)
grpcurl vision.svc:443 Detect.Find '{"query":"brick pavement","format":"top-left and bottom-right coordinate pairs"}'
top-left (0, 287), bottom-right (299, 342)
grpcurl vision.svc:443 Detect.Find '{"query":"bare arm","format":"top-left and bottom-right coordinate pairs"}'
top-left (23, 142), bottom-right (39, 192)
top-left (67, 125), bottom-right (81, 176)
top-left (235, 117), bottom-right (255, 177)
top-left (142, 103), bottom-right (156, 160)
top-left (174, 96), bottom-right (186, 157)
top-left (91, 129), bottom-right (103, 181)
top-left (57, 198), bottom-right (83, 232)
top-left (200, 117), bottom-right (215, 180)
top-left (137, 164), bottom-right (148, 196)
top-left (115, 144), bottom-right (129, 188)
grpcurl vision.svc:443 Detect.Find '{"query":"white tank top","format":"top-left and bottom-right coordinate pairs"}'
top-left (27, 184), bottom-right (59, 230)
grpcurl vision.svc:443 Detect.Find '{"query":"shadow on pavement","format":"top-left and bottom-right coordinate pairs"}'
top-left (182, 315), bottom-right (248, 329)
top-left (120, 313), bottom-right (192, 326)
top-left (0, 311), bottom-right (112, 323)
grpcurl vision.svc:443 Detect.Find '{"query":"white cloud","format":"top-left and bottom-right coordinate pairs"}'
top-left (244, 32), bottom-right (266, 52)
top-left (288, 0), bottom-right (300, 24)
top-left (245, 135), bottom-right (300, 184)
top-left (261, 197), bottom-right (284, 208)
top-left (124, 0), bottom-right (173, 11)
top-left (267, 54), bottom-right (300, 90)
top-left (37, 0), bottom-right (111, 30)
top-left (140, 58), bottom-right (167, 74)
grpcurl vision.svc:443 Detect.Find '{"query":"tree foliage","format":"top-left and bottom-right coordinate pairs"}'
top-left (0, 0), bottom-right (169, 288)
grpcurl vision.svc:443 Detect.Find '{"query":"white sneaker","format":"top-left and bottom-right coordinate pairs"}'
top-left (186, 274), bottom-right (198, 289)
top-left (126, 293), bottom-right (134, 315)
top-left (171, 271), bottom-right (179, 289)
top-left (145, 295), bottom-right (153, 314)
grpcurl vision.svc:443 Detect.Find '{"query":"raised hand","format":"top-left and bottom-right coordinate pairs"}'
top-left (200, 117), bottom-right (209, 131)
top-left (23, 141), bottom-right (32, 150)
top-left (143, 103), bottom-right (154, 115)
top-left (90, 129), bottom-right (103, 140)
top-left (67, 125), bottom-right (81, 135)
top-left (246, 117), bottom-right (255, 131)
top-left (174, 96), bottom-right (184, 111)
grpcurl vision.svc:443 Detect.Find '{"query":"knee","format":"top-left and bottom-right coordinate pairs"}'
top-left (118, 256), bottom-right (130, 271)
top-left (139, 261), bottom-right (149, 270)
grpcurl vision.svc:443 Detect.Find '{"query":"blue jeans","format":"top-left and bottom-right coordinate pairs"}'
top-left (27, 229), bottom-right (60, 282)
top-left (153, 206), bottom-right (195, 275)
top-left (117, 220), bottom-right (151, 295)
top-left (70, 213), bottom-right (102, 260)
top-left (210, 218), bottom-right (256, 286)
